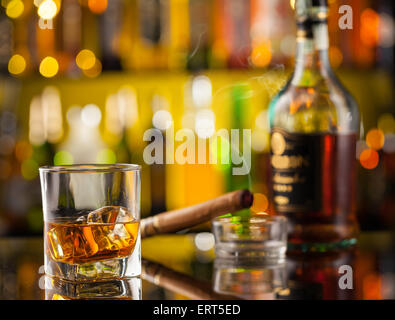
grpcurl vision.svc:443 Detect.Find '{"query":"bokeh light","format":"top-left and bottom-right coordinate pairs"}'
top-left (37, 0), bottom-right (57, 20)
top-left (81, 104), bottom-right (102, 127)
top-left (76, 49), bottom-right (96, 70)
top-left (44, 87), bottom-right (63, 143)
top-left (360, 149), bottom-right (379, 170)
top-left (153, 110), bottom-right (173, 131)
top-left (88, 0), bottom-right (108, 14)
top-left (192, 76), bottom-right (212, 108)
top-left (251, 42), bottom-right (272, 68)
top-left (54, 150), bottom-right (74, 165)
top-left (6, 0), bottom-right (24, 19)
top-left (360, 8), bottom-right (380, 47)
top-left (97, 148), bottom-right (116, 164)
top-left (251, 193), bottom-right (269, 213)
top-left (366, 128), bottom-right (385, 150)
top-left (82, 59), bottom-right (102, 78)
top-left (39, 56), bottom-right (59, 78)
top-left (8, 54), bottom-right (26, 75)
top-left (194, 232), bottom-right (215, 251)
top-left (195, 109), bottom-right (216, 139)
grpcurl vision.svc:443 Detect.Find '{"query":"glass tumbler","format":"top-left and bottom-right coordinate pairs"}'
top-left (39, 164), bottom-right (141, 281)
top-left (212, 215), bottom-right (288, 261)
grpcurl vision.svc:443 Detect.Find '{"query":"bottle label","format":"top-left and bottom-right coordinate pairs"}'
top-left (270, 128), bottom-right (322, 213)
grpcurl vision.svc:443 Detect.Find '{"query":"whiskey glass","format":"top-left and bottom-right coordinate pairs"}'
top-left (39, 164), bottom-right (141, 281)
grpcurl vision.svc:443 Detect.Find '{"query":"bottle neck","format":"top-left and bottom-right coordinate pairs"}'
top-left (292, 22), bottom-right (332, 86)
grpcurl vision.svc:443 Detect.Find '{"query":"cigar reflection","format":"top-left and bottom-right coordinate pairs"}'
top-left (142, 259), bottom-right (240, 300)
top-left (213, 257), bottom-right (288, 300)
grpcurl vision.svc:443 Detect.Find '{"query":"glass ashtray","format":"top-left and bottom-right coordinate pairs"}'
top-left (212, 215), bottom-right (288, 261)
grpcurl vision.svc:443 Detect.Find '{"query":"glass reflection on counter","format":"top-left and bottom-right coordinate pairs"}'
top-left (213, 257), bottom-right (287, 300)
top-left (1, 234), bottom-right (394, 300)
top-left (284, 249), bottom-right (357, 300)
top-left (44, 276), bottom-right (141, 300)
top-left (213, 245), bottom-right (395, 300)
top-left (284, 245), bottom-right (395, 300)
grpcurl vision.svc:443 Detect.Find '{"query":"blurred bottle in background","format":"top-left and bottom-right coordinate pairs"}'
top-left (187, 0), bottom-right (211, 70)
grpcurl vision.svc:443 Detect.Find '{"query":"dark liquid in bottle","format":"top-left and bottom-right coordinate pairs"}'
top-left (270, 130), bottom-right (359, 247)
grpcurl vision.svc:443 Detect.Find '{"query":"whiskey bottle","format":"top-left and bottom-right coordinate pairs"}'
top-left (268, 0), bottom-right (360, 250)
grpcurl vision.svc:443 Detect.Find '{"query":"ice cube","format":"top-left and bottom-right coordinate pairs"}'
top-left (46, 206), bottom-right (137, 265)
top-left (87, 206), bottom-right (133, 224)
top-left (75, 215), bottom-right (88, 224)
top-left (108, 224), bottom-right (130, 247)
top-left (46, 223), bottom-right (99, 263)
top-left (86, 206), bottom-right (137, 257)
top-left (115, 207), bottom-right (135, 223)
top-left (47, 226), bottom-right (73, 262)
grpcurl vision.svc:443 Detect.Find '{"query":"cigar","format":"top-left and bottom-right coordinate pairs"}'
top-left (141, 189), bottom-right (253, 238)
top-left (142, 259), bottom-right (240, 300)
